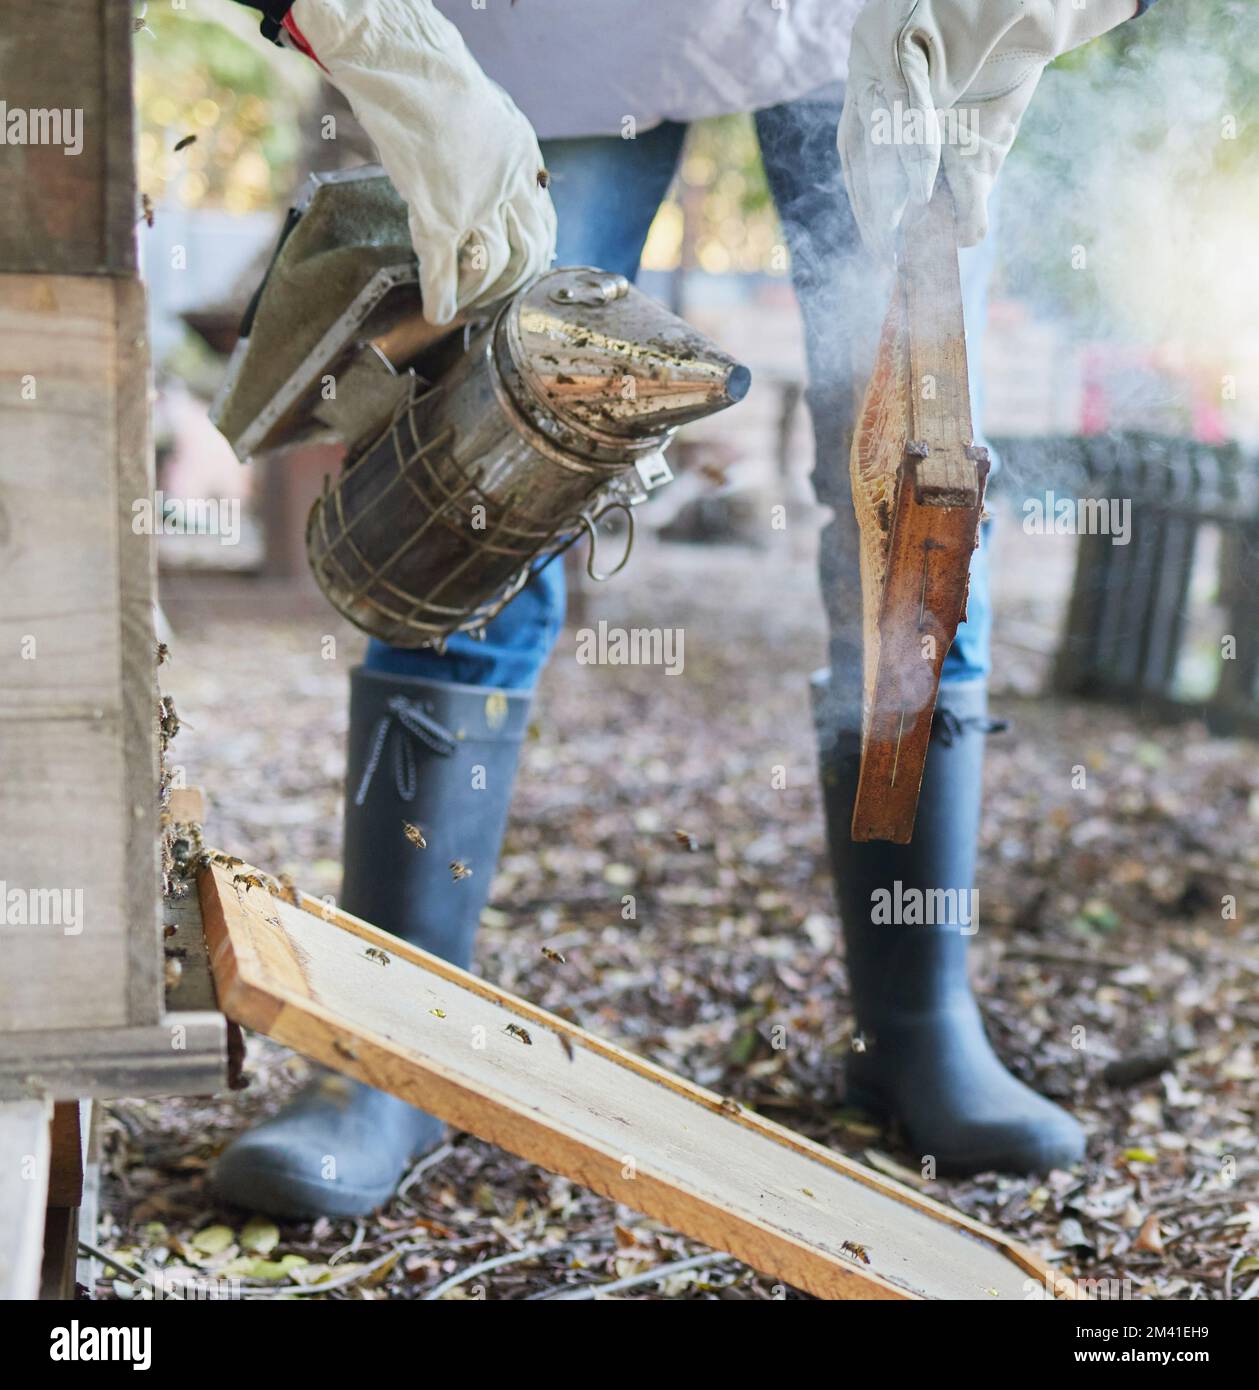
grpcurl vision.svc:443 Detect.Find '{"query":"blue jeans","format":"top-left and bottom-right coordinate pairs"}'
top-left (367, 99), bottom-right (994, 709)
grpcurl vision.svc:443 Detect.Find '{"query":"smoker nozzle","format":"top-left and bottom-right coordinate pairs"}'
top-left (501, 268), bottom-right (752, 448)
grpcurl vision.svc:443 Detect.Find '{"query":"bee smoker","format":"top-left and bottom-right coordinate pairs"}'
top-left (211, 166), bottom-right (750, 647)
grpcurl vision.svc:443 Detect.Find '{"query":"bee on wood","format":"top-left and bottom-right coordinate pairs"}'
top-left (333, 1039), bottom-right (359, 1062)
top-left (540, 946), bottom-right (566, 965)
top-left (840, 1241), bottom-right (871, 1265)
top-left (173, 134), bottom-right (197, 153)
top-left (155, 641), bottom-right (170, 665)
top-left (450, 860), bottom-right (473, 882)
top-left (504, 1023), bottom-right (533, 1046)
top-left (276, 872), bottom-right (299, 904)
top-left (232, 872), bottom-right (271, 895)
top-left (138, 192), bottom-right (154, 227)
top-left (673, 829), bottom-right (700, 852)
top-left (212, 853), bottom-right (244, 869)
top-left (403, 821), bottom-right (427, 850)
top-left (158, 695), bottom-right (180, 741)
top-left (364, 947), bottom-right (391, 967)
top-left (719, 1096), bottom-right (742, 1116)
top-left (537, 166), bottom-right (550, 189)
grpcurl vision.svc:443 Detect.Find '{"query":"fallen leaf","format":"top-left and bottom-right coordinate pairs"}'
top-left (240, 1216), bottom-right (280, 1256)
top-left (1133, 1214), bottom-right (1163, 1253)
top-left (189, 1224), bottom-right (234, 1256)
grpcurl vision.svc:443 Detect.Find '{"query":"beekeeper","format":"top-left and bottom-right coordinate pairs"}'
top-left (216, 0), bottom-right (1160, 1218)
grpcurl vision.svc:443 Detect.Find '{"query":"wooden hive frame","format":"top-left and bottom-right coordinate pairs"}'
top-left (849, 187), bottom-right (990, 843)
top-left (200, 857), bottom-right (1077, 1301)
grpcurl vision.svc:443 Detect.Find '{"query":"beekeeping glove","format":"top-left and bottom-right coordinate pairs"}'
top-left (282, 0), bottom-right (556, 324)
top-left (838, 0), bottom-right (1145, 259)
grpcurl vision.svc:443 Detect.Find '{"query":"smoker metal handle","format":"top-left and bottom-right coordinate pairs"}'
top-left (579, 501), bottom-right (635, 582)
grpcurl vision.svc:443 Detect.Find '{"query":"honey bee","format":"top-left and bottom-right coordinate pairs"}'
top-left (840, 1241), bottom-right (871, 1265)
top-left (719, 1096), bottom-right (742, 1116)
top-left (170, 828), bottom-right (202, 866)
top-left (537, 166), bottom-right (550, 189)
top-left (155, 641), bottom-right (170, 665)
top-left (138, 192), bottom-right (154, 227)
top-left (364, 947), bottom-right (391, 967)
top-left (232, 872), bottom-right (271, 895)
top-left (403, 821), bottom-right (427, 850)
top-left (212, 853), bottom-right (244, 869)
top-left (558, 1033), bottom-right (575, 1063)
top-left (540, 946), bottom-right (566, 965)
top-left (673, 829), bottom-right (700, 852)
top-left (504, 1023), bottom-right (533, 1046)
top-left (430, 1008), bottom-right (447, 1020)
top-left (850, 1033), bottom-right (869, 1055)
top-left (158, 695), bottom-right (180, 740)
top-left (450, 860), bottom-right (473, 882)
top-left (333, 1038), bottom-right (359, 1062)
top-left (276, 872), bottom-right (300, 904)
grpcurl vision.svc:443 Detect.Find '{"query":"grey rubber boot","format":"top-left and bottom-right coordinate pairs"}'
top-left (214, 668), bottom-right (531, 1218)
top-left (814, 674), bottom-right (1085, 1176)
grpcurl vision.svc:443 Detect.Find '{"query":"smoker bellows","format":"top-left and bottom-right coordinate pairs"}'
top-left (211, 166), bottom-right (750, 647)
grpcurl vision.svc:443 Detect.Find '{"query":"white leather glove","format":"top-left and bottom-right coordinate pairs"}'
top-left (288, 0), bottom-right (556, 324)
top-left (839, 0), bottom-right (1139, 259)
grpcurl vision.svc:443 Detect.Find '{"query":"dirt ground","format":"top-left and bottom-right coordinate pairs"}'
top-left (95, 521), bottom-right (1259, 1300)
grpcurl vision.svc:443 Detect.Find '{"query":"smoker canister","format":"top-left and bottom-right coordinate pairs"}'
top-left (306, 267), bottom-right (750, 648)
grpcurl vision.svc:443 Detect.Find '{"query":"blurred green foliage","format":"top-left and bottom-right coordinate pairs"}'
top-left (644, 114), bottom-right (781, 274)
top-left (135, 4), bottom-right (306, 211)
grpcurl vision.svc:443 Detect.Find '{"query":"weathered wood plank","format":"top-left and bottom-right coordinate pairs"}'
top-left (201, 861), bottom-right (1073, 1301)
top-left (0, 1), bottom-right (136, 274)
top-left (46, 1102), bottom-right (85, 1208)
top-left (40, 1204), bottom-right (81, 1301)
top-left (0, 1018), bottom-right (228, 1101)
top-left (0, 1096), bottom-right (52, 1300)
top-left (0, 274), bottom-right (162, 1031)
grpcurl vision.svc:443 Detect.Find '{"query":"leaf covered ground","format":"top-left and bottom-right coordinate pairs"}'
top-left (97, 530), bottom-right (1259, 1300)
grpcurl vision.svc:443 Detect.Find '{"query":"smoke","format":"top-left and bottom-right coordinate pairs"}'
top-left (998, 1), bottom-right (1259, 440)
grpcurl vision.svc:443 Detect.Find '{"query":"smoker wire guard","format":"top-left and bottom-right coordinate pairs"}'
top-left (304, 333), bottom-right (646, 652)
